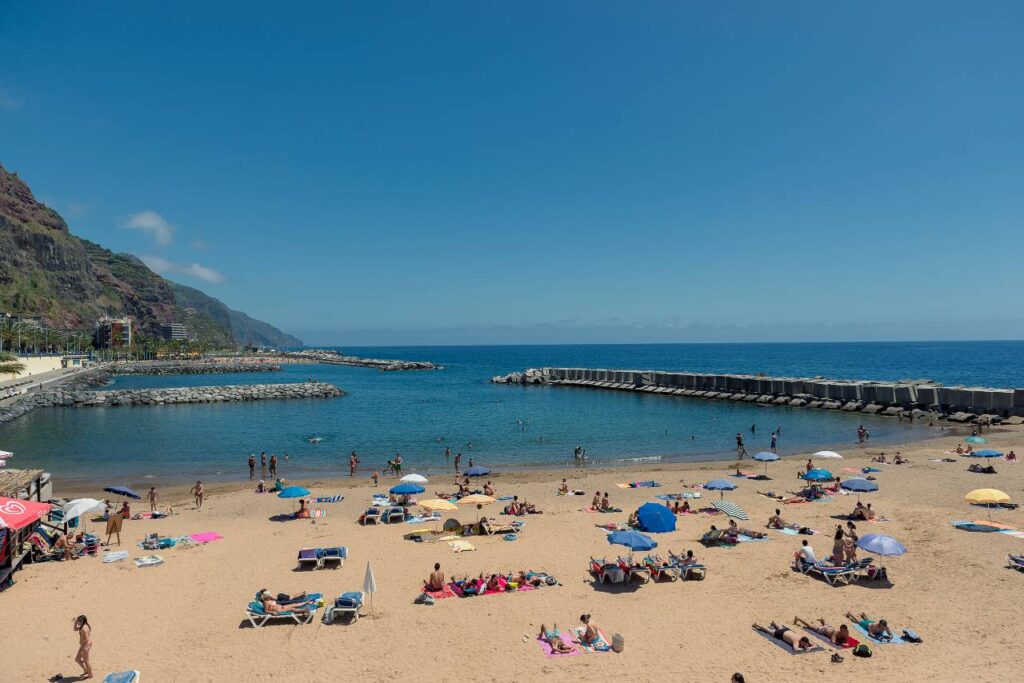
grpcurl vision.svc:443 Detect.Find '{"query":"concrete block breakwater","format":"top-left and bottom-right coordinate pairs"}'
top-left (110, 361), bottom-right (281, 375)
top-left (37, 382), bottom-right (344, 408)
top-left (284, 349), bottom-right (439, 371)
top-left (492, 368), bottom-right (1024, 422)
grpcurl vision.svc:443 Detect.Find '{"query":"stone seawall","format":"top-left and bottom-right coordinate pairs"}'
top-left (284, 349), bottom-right (439, 371)
top-left (110, 361), bottom-right (281, 375)
top-left (36, 382), bottom-right (344, 408)
top-left (492, 368), bottom-right (1024, 424)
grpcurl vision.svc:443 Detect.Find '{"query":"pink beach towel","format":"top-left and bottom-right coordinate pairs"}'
top-left (537, 635), bottom-right (581, 658)
top-left (189, 532), bottom-right (223, 543)
top-left (422, 585), bottom-right (457, 600)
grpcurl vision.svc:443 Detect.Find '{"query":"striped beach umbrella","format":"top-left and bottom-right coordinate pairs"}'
top-left (711, 499), bottom-right (748, 520)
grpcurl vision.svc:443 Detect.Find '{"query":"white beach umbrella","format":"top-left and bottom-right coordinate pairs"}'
top-left (814, 451), bottom-right (843, 459)
top-left (400, 473), bottom-right (429, 484)
top-left (63, 498), bottom-right (104, 521)
top-left (363, 561), bottom-right (378, 614)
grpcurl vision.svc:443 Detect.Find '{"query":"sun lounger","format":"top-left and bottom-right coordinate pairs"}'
top-left (667, 551), bottom-right (707, 580)
top-left (385, 507), bottom-right (406, 524)
top-left (245, 599), bottom-right (318, 627)
top-left (323, 591), bottom-right (364, 624)
top-left (296, 548), bottom-right (321, 569)
top-left (642, 554), bottom-right (679, 581)
top-left (589, 556), bottom-right (626, 584)
top-left (482, 520), bottom-right (520, 535)
top-left (361, 507), bottom-right (383, 525)
top-left (319, 546), bottom-right (347, 568)
top-left (802, 560), bottom-right (858, 586)
top-left (617, 556), bottom-right (650, 583)
top-left (700, 529), bottom-right (735, 547)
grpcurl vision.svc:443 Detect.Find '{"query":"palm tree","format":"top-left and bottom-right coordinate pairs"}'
top-left (0, 351), bottom-right (25, 376)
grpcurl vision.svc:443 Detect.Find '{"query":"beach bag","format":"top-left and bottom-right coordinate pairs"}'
top-left (414, 593), bottom-right (435, 605)
top-left (902, 629), bottom-right (922, 643)
top-left (852, 644), bottom-right (872, 658)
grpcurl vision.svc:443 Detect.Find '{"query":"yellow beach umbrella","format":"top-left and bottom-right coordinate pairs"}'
top-left (457, 494), bottom-right (495, 506)
top-left (965, 489), bottom-right (1010, 505)
top-left (418, 499), bottom-right (458, 512)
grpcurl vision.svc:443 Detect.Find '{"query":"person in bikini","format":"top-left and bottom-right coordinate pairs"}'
top-left (752, 621), bottom-right (814, 652)
top-left (794, 616), bottom-right (851, 646)
top-left (73, 615), bottom-right (93, 679)
top-left (578, 613), bottom-right (609, 649)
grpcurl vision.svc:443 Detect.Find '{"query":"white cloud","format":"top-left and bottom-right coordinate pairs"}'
top-left (124, 210), bottom-right (174, 247)
top-left (0, 87), bottom-right (22, 111)
top-left (143, 255), bottom-right (226, 285)
top-left (190, 238), bottom-right (208, 251)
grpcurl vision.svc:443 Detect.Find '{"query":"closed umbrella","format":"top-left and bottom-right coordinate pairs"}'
top-left (814, 450), bottom-right (843, 459)
top-left (969, 449), bottom-right (1003, 458)
top-left (104, 485), bottom-right (141, 500)
top-left (400, 474), bottom-right (429, 484)
top-left (636, 502), bottom-right (676, 533)
top-left (607, 529), bottom-right (657, 552)
top-left (711, 499), bottom-right (748, 520)
top-left (704, 479), bottom-right (737, 499)
top-left (840, 478), bottom-right (878, 502)
top-left (753, 451), bottom-right (779, 477)
top-left (801, 468), bottom-right (834, 482)
top-left (389, 483), bottom-right (426, 495)
top-left (465, 465), bottom-right (490, 477)
top-left (363, 561), bottom-right (378, 615)
top-left (964, 436), bottom-right (986, 444)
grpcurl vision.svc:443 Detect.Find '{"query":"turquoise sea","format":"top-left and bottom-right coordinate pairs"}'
top-left (3, 341), bottom-right (1021, 486)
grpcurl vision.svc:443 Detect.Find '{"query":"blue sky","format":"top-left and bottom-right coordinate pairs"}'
top-left (1, 2), bottom-right (1022, 345)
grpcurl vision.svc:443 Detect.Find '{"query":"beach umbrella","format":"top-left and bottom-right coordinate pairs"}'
top-left (607, 529), bottom-right (657, 552)
top-left (965, 488), bottom-right (1011, 521)
top-left (457, 494), bottom-right (495, 506)
top-left (389, 482), bottom-right (425, 495)
top-left (711, 499), bottom-right (748, 520)
top-left (363, 561), bottom-right (378, 615)
top-left (704, 479), bottom-right (737, 499)
top-left (400, 473), bottom-right (429, 484)
top-left (969, 449), bottom-right (1003, 458)
top-left (62, 498), bottom-right (104, 532)
top-left (840, 478), bottom-right (879, 502)
top-left (103, 485), bottom-right (141, 500)
top-left (0, 497), bottom-right (52, 530)
top-left (814, 450), bottom-right (843, 459)
top-left (636, 502), bottom-right (676, 533)
top-left (857, 534), bottom-right (906, 557)
top-left (465, 465), bottom-right (490, 477)
top-left (418, 498), bottom-right (458, 512)
top-left (277, 486), bottom-right (311, 499)
top-left (965, 436), bottom-right (986, 444)
top-left (801, 468), bottom-right (834, 482)
top-left (753, 451), bottom-right (779, 477)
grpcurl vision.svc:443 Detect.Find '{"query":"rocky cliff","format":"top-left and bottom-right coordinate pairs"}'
top-left (0, 162), bottom-right (301, 347)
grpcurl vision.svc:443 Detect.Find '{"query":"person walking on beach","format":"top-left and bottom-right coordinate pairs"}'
top-left (736, 433), bottom-right (747, 459)
top-left (147, 486), bottom-right (159, 512)
top-left (73, 615), bottom-right (93, 679)
top-left (190, 480), bottom-right (205, 510)
top-left (454, 452), bottom-right (462, 473)
top-left (260, 452), bottom-right (267, 479)
top-left (248, 454), bottom-right (256, 479)
top-left (269, 454), bottom-right (278, 477)
top-left (770, 431), bottom-right (778, 453)
top-left (857, 425), bottom-right (865, 444)
top-left (349, 451), bottom-right (359, 477)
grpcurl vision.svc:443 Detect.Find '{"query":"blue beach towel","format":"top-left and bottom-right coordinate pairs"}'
top-left (852, 622), bottom-right (908, 644)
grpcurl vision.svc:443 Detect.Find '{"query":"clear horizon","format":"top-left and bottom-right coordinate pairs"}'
top-left (2, 2), bottom-right (1022, 346)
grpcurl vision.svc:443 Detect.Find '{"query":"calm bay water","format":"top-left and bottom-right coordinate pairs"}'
top-left (4, 341), bottom-right (1021, 485)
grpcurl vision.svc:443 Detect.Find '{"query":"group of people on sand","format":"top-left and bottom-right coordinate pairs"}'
top-left (591, 491), bottom-right (616, 511)
top-left (754, 612), bottom-right (891, 653)
top-left (704, 519), bottom-right (768, 544)
top-left (255, 477), bottom-right (288, 494)
top-left (848, 501), bottom-right (877, 521)
top-left (871, 452), bottom-right (909, 464)
top-left (436, 477), bottom-right (485, 500)
top-left (539, 614), bottom-right (607, 653)
top-left (425, 563), bottom-right (554, 597)
top-left (767, 508), bottom-right (813, 534)
top-left (503, 495), bottom-right (540, 515)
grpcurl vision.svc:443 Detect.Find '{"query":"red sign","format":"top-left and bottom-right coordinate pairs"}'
top-left (0, 497), bottom-right (52, 531)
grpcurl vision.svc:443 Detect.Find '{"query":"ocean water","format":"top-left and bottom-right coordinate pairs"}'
top-left (3, 341), bottom-right (1021, 485)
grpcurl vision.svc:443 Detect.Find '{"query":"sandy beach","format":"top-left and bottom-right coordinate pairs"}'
top-left (5, 427), bottom-right (1023, 682)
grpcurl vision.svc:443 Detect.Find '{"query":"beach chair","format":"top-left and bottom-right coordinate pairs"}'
top-left (643, 554), bottom-right (679, 581)
top-left (805, 561), bottom-right (858, 586)
top-left (700, 529), bottom-right (732, 547)
top-left (323, 591), bottom-right (364, 624)
top-left (589, 556), bottom-right (626, 584)
top-left (245, 599), bottom-right (317, 627)
top-left (361, 507), bottom-right (383, 525)
top-left (385, 507), bottom-right (406, 524)
top-left (296, 548), bottom-right (321, 570)
top-left (319, 546), bottom-right (347, 568)
top-left (668, 551), bottom-right (707, 580)
top-left (482, 520), bottom-right (520, 535)
top-left (617, 556), bottom-right (651, 583)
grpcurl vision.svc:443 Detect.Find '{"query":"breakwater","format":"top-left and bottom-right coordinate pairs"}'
top-left (284, 349), bottom-right (439, 371)
top-left (109, 361), bottom-right (281, 375)
top-left (493, 368), bottom-right (1024, 423)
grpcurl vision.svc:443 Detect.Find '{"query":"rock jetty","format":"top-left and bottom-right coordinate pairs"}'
top-left (25, 382), bottom-right (343, 409)
top-left (284, 349), bottom-right (439, 371)
top-left (492, 368), bottom-right (1024, 424)
top-left (110, 361), bottom-right (281, 375)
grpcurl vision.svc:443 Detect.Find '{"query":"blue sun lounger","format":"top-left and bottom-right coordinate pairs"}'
top-left (318, 546), bottom-right (347, 568)
top-left (246, 593), bottom-right (322, 627)
top-left (323, 591), bottom-right (364, 624)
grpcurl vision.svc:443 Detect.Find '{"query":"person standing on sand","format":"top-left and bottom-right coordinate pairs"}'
top-left (454, 452), bottom-right (462, 474)
top-left (349, 451), bottom-right (359, 477)
top-left (147, 486), bottom-right (159, 512)
top-left (73, 615), bottom-right (93, 679)
top-left (269, 454), bottom-right (278, 477)
top-left (260, 452), bottom-right (267, 479)
top-left (190, 480), bottom-right (205, 510)
top-left (248, 454), bottom-right (256, 480)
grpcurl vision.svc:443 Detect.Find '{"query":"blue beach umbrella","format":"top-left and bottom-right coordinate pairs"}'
top-left (801, 468), bottom-right (834, 482)
top-left (841, 478), bottom-right (879, 502)
top-left (103, 485), bottom-right (141, 500)
top-left (607, 529), bottom-right (657, 552)
top-left (964, 436), bottom-right (987, 444)
top-left (277, 486), bottom-right (311, 499)
top-left (753, 451), bottom-right (779, 477)
top-left (636, 502), bottom-right (676, 533)
top-left (857, 534), bottom-right (906, 557)
top-left (465, 465), bottom-right (490, 477)
top-left (704, 479), bottom-right (737, 499)
top-left (389, 482), bottom-right (426, 495)
top-left (970, 449), bottom-right (1003, 458)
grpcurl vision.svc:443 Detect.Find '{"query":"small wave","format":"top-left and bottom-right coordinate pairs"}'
top-left (614, 455), bottom-right (664, 463)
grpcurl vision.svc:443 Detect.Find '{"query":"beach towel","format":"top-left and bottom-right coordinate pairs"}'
top-left (752, 627), bottom-right (825, 655)
top-left (134, 554), bottom-right (164, 568)
top-left (737, 534), bottom-right (769, 543)
top-left (102, 551), bottom-right (128, 563)
top-left (656, 492), bottom-right (701, 501)
top-left (774, 527), bottom-right (817, 536)
top-left (405, 514), bottom-right (441, 524)
top-left (852, 622), bottom-right (908, 644)
top-left (999, 530), bottom-right (1024, 540)
top-left (315, 495), bottom-right (344, 503)
top-left (497, 496), bottom-right (515, 501)
top-left (102, 671), bottom-right (140, 683)
top-left (189, 532), bottom-right (223, 543)
top-left (422, 585), bottom-right (456, 600)
top-left (449, 540), bottom-right (476, 553)
top-left (537, 633), bottom-right (581, 658)
top-left (571, 627), bottom-right (612, 653)
top-left (802, 628), bottom-right (859, 650)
